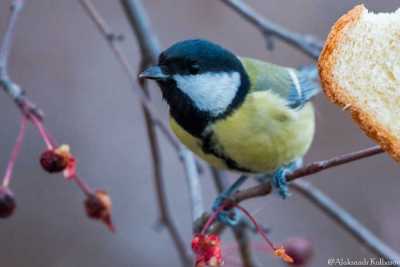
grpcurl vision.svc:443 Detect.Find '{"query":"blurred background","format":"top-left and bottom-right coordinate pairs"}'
top-left (0, 1), bottom-right (399, 266)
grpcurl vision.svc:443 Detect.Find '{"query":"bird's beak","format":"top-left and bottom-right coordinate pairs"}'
top-left (139, 65), bottom-right (169, 80)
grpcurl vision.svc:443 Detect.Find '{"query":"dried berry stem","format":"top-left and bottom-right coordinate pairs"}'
top-left (235, 205), bottom-right (274, 250)
top-left (200, 204), bottom-right (227, 235)
top-left (71, 175), bottom-right (93, 196)
top-left (2, 116), bottom-right (27, 187)
top-left (30, 114), bottom-right (54, 150)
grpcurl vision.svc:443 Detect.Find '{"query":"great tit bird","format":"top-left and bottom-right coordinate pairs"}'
top-left (139, 39), bottom-right (318, 199)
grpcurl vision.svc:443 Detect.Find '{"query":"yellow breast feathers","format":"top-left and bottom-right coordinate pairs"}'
top-left (170, 90), bottom-right (315, 173)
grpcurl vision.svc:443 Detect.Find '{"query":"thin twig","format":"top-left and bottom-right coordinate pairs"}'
top-left (152, 118), bottom-right (204, 174)
top-left (292, 180), bottom-right (400, 264)
top-left (180, 148), bottom-right (204, 224)
top-left (119, 0), bottom-right (159, 65)
top-left (143, 100), bottom-right (192, 266)
top-left (151, 118), bottom-right (181, 151)
top-left (219, 0), bottom-right (323, 59)
top-left (0, 0), bottom-right (43, 119)
top-left (2, 116), bottom-right (27, 187)
top-left (79, 0), bottom-right (135, 81)
top-left (231, 146), bottom-right (383, 203)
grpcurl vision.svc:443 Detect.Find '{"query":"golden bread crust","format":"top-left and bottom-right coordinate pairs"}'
top-left (318, 5), bottom-right (400, 161)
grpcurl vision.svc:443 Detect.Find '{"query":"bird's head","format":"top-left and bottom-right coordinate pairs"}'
top-left (139, 39), bottom-right (250, 123)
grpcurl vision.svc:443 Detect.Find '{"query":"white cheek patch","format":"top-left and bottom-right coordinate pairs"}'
top-left (173, 72), bottom-right (241, 115)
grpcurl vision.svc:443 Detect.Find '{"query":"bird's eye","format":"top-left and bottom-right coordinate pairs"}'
top-left (188, 63), bottom-right (200, 75)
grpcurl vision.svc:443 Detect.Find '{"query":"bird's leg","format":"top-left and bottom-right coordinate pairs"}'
top-left (212, 175), bottom-right (248, 226)
top-left (260, 159), bottom-right (303, 199)
top-left (272, 167), bottom-right (291, 199)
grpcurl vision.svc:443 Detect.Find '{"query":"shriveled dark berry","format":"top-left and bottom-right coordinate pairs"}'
top-left (284, 237), bottom-right (313, 266)
top-left (85, 190), bottom-right (114, 232)
top-left (0, 187), bottom-right (16, 218)
top-left (40, 149), bottom-right (68, 173)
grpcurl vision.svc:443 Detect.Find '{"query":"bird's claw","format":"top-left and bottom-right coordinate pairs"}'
top-left (211, 175), bottom-right (248, 227)
top-left (212, 193), bottom-right (241, 227)
top-left (272, 168), bottom-right (290, 199)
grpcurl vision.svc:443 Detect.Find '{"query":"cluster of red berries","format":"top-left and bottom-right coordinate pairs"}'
top-left (192, 234), bottom-right (223, 267)
top-left (190, 202), bottom-right (315, 267)
top-left (0, 114), bottom-right (114, 231)
top-left (191, 232), bottom-right (313, 267)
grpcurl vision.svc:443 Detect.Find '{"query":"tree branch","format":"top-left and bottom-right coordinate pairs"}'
top-left (79, 0), bottom-right (134, 81)
top-left (231, 146), bottom-right (383, 203)
top-left (141, 101), bottom-right (192, 266)
top-left (180, 148), bottom-right (204, 224)
top-left (292, 180), bottom-right (400, 264)
top-left (0, 0), bottom-right (43, 119)
top-left (120, 0), bottom-right (159, 65)
top-left (219, 0), bottom-right (323, 60)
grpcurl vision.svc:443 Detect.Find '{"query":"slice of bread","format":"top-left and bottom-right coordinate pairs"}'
top-left (319, 5), bottom-right (400, 161)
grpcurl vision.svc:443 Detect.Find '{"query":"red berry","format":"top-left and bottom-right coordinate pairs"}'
top-left (40, 145), bottom-right (71, 173)
top-left (85, 190), bottom-right (114, 232)
top-left (192, 234), bottom-right (223, 267)
top-left (284, 237), bottom-right (313, 266)
top-left (0, 187), bottom-right (16, 218)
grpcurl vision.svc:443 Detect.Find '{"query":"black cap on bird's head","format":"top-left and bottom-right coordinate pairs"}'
top-left (139, 39), bottom-right (246, 79)
top-left (139, 39), bottom-right (250, 137)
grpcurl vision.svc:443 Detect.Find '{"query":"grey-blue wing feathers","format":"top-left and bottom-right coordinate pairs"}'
top-left (240, 57), bottom-right (320, 109)
top-left (286, 68), bottom-right (320, 109)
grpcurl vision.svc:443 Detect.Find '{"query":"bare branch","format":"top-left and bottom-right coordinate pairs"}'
top-left (79, 0), bottom-right (135, 81)
top-left (219, 0), bottom-right (323, 60)
top-left (180, 148), bottom-right (204, 224)
top-left (292, 180), bottom-right (400, 264)
top-left (231, 146), bottom-right (383, 203)
top-left (0, 0), bottom-right (43, 119)
top-left (142, 102), bottom-right (192, 266)
top-left (120, 0), bottom-right (159, 65)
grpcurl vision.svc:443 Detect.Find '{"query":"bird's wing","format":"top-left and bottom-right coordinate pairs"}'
top-left (240, 57), bottom-right (319, 109)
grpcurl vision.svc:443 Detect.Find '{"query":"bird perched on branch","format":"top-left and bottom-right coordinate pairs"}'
top-left (139, 39), bottom-right (318, 201)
